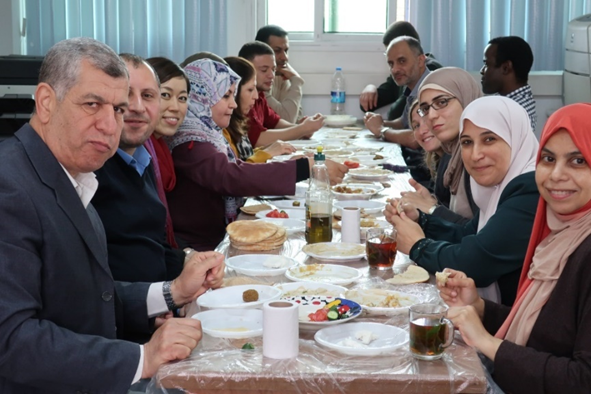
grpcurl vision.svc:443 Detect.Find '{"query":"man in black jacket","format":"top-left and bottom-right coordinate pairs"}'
top-left (359, 21), bottom-right (442, 119)
top-left (92, 54), bottom-right (185, 286)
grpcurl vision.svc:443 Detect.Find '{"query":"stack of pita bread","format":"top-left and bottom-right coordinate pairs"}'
top-left (226, 220), bottom-right (287, 251)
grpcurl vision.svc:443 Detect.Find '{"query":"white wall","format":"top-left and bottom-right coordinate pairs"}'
top-left (226, 1), bottom-right (563, 139)
top-left (0, 1), bottom-right (563, 139)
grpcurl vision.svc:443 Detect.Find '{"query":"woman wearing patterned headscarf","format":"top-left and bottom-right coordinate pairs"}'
top-left (166, 59), bottom-right (314, 251)
top-left (387, 96), bottom-right (539, 305)
top-left (440, 103), bottom-right (591, 393)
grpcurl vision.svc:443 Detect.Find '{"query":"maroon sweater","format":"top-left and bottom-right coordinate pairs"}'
top-left (167, 141), bottom-right (303, 251)
top-left (482, 235), bottom-right (591, 393)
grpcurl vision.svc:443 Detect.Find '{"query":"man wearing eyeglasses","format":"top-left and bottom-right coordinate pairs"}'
top-left (364, 36), bottom-right (431, 185)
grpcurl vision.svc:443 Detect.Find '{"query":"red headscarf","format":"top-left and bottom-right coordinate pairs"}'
top-left (495, 103), bottom-right (591, 344)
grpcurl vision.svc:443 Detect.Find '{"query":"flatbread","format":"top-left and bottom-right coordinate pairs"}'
top-left (386, 265), bottom-right (430, 285)
top-left (226, 221), bottom-right (279, 244)
top-left (342, 126), bottom-right (363, 131)
top-left (435, 271), bottom-right (451, 287)
top-left (240, 204), bottom-right (271, 215)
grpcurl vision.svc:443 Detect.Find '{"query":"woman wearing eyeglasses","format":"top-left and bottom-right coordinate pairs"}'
top-left (407, 99), bottom-right (451, 208)
top-left (386, 96), bottom-right (539, 306)
top-left (396, 67), bottom-right (482, 224)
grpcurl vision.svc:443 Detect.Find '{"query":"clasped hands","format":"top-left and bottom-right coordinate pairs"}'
top-left (384, 178), bottom-right (435, 254)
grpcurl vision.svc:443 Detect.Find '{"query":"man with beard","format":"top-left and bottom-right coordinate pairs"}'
top-left (92, 54), bottom-right (186, 290)
top-left (363, 36), bottom-right (432, 186)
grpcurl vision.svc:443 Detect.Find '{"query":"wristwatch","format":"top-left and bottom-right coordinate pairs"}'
top-left (428, 205), bottom-right (438, 215)
top-left (379, 127), bottom-right (389, 140)
top-left (162, 280), bottom-right (180, 311)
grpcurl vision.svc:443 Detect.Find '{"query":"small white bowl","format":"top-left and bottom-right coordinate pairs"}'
top-left (193, 309), bottom-right (263, 338)
top-left (324, 115), bottom-right (357, 127)
top-left (333, 200), bottom-right (387, 214)
top-left (226, 254), bottom-right (298, 276)
top-left (197, 285), bottom-right (282, 309)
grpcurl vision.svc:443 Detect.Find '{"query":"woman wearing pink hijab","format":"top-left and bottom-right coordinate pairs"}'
top-left (440, 103), bottom-right (591, 393)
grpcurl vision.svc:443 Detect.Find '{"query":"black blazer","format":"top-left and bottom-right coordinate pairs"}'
top-left (0, 124), bottom-right (150, 394)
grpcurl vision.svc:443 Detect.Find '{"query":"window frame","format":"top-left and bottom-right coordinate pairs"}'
top-left (258, 0), bottom-right (401, 49)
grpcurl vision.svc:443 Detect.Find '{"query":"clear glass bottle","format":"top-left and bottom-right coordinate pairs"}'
top-left (305, 147), bottom-right (333, 244)
top-left (330, 67), bottom-right (346, 115)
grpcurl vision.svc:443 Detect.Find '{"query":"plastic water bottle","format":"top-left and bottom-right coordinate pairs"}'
top-left (305, 147), bottom-right (333, 244)
top-left (330, 67), bottom-right (346, 115)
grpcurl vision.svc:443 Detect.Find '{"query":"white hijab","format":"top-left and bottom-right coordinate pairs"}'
top-left (459, 96), bottom-right (538, 232)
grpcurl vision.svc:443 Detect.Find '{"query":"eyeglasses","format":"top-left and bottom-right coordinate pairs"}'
top-left (417, 96), bottom-right (457, 117)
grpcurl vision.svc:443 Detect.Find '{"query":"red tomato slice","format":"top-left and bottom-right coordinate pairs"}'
top-left (308, 308), bottom-right (329, 322)
top-left (344, 160), bottom-right (360, 169)
top-left (279, 210), bottom-right (289, 218)
top-left (266, 209), bottom-right (280, 218)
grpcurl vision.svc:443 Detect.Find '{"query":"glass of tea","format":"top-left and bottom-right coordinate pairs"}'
top-left (409, 303), bottom-right (455, 360)
top-left (366, 227), bottom-right (397, 270)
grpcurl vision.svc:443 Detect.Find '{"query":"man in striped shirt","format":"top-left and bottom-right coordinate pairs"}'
top-left (480, 36), bottom-right (537, 131)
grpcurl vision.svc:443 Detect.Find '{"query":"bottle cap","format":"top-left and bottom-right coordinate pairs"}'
top-left (336, 67), bottom-right (342, 71)
top-left (314, 146), bottom-right (325, 161)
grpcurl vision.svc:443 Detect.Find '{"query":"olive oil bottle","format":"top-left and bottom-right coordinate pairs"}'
top-left (305, 147), bottom-right (333, 243)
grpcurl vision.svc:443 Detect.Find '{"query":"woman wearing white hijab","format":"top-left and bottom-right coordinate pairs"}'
top-left (440, 103), bottom-right (591, 393)
top-left (386, 96), bottom-right (539, 305)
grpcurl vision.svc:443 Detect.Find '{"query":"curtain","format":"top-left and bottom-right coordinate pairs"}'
top-left (23, 0), bottom-right (227, 63)
top-left (407, 0), bottom-right (591, 71)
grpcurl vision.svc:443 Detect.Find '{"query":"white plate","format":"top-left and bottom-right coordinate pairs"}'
top-left (331, 183), bottom-right (384, 201)
top-left (226, 254), bottom-right (298, 277)
top-left (315, 322), bottom-right (409, 356)
top-left (197, 285), bottom-right (282, 309)
top-left (338, 219), bottom-right (391, 231)
top-left (254, 218), bottom-right (305, 234)
top-left (292, 296), bottom-right (362, 330)
top-left (289, 140), bottom-right (320, 148)
top-left (303, 145), bottom-right (342, 152)
top-left (255, 208), bottom-right (305, 220)
top-left (272, 199), bottom-right (305, 210)
top-left (275, 281), bottom-right (348, 298)
top-left (350, 155), bottom-right (387, 167)
top-left (285, 264), bottom-right (362, 286)
top-left (302, 242), bottom-right (366, 261)
top-left (348, 168), bottom-right (393, 180)
top-left (334, 200), bottom-right (387, 214)
top-left (344, 289), bottom-right (421, 316)
top-left (324, 115), bottom-right (357, 127)
top-left (320, 130), bottom-right (359, 139)
top-left (193, 309), bottom-right (263, 338)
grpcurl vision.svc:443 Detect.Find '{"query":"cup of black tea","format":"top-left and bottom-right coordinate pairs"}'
top-left (366, 227), bottom-right (397, 270)
top-left (409, 303), bottom-right (454, 360)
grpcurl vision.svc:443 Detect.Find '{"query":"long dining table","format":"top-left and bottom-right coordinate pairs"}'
top-left (148, 127), bottom-right (488, 394)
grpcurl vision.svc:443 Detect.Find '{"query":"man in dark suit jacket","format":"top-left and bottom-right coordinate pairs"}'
top-left (93, 54), bottom-right (185, 287)
top-left (0, 37), bottom-right (224, 394)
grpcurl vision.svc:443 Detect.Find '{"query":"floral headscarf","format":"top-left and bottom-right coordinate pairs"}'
top-left (166, 59), bottom-right (243, 223)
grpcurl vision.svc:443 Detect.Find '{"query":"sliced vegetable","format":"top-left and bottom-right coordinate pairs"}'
top-left (242, 343), bottom-right (255, 350)
top-left (327, 309), bottom-right (339, 320)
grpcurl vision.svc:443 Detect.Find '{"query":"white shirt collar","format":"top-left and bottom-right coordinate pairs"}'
top-left (59, 164), bottom-right (99, 209)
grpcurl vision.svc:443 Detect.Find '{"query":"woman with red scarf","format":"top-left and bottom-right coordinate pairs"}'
top-left (439, 103), bottom-right (591, 393)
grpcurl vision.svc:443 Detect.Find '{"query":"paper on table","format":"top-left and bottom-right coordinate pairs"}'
top-left (263, 300), bottom-right (299, 359)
